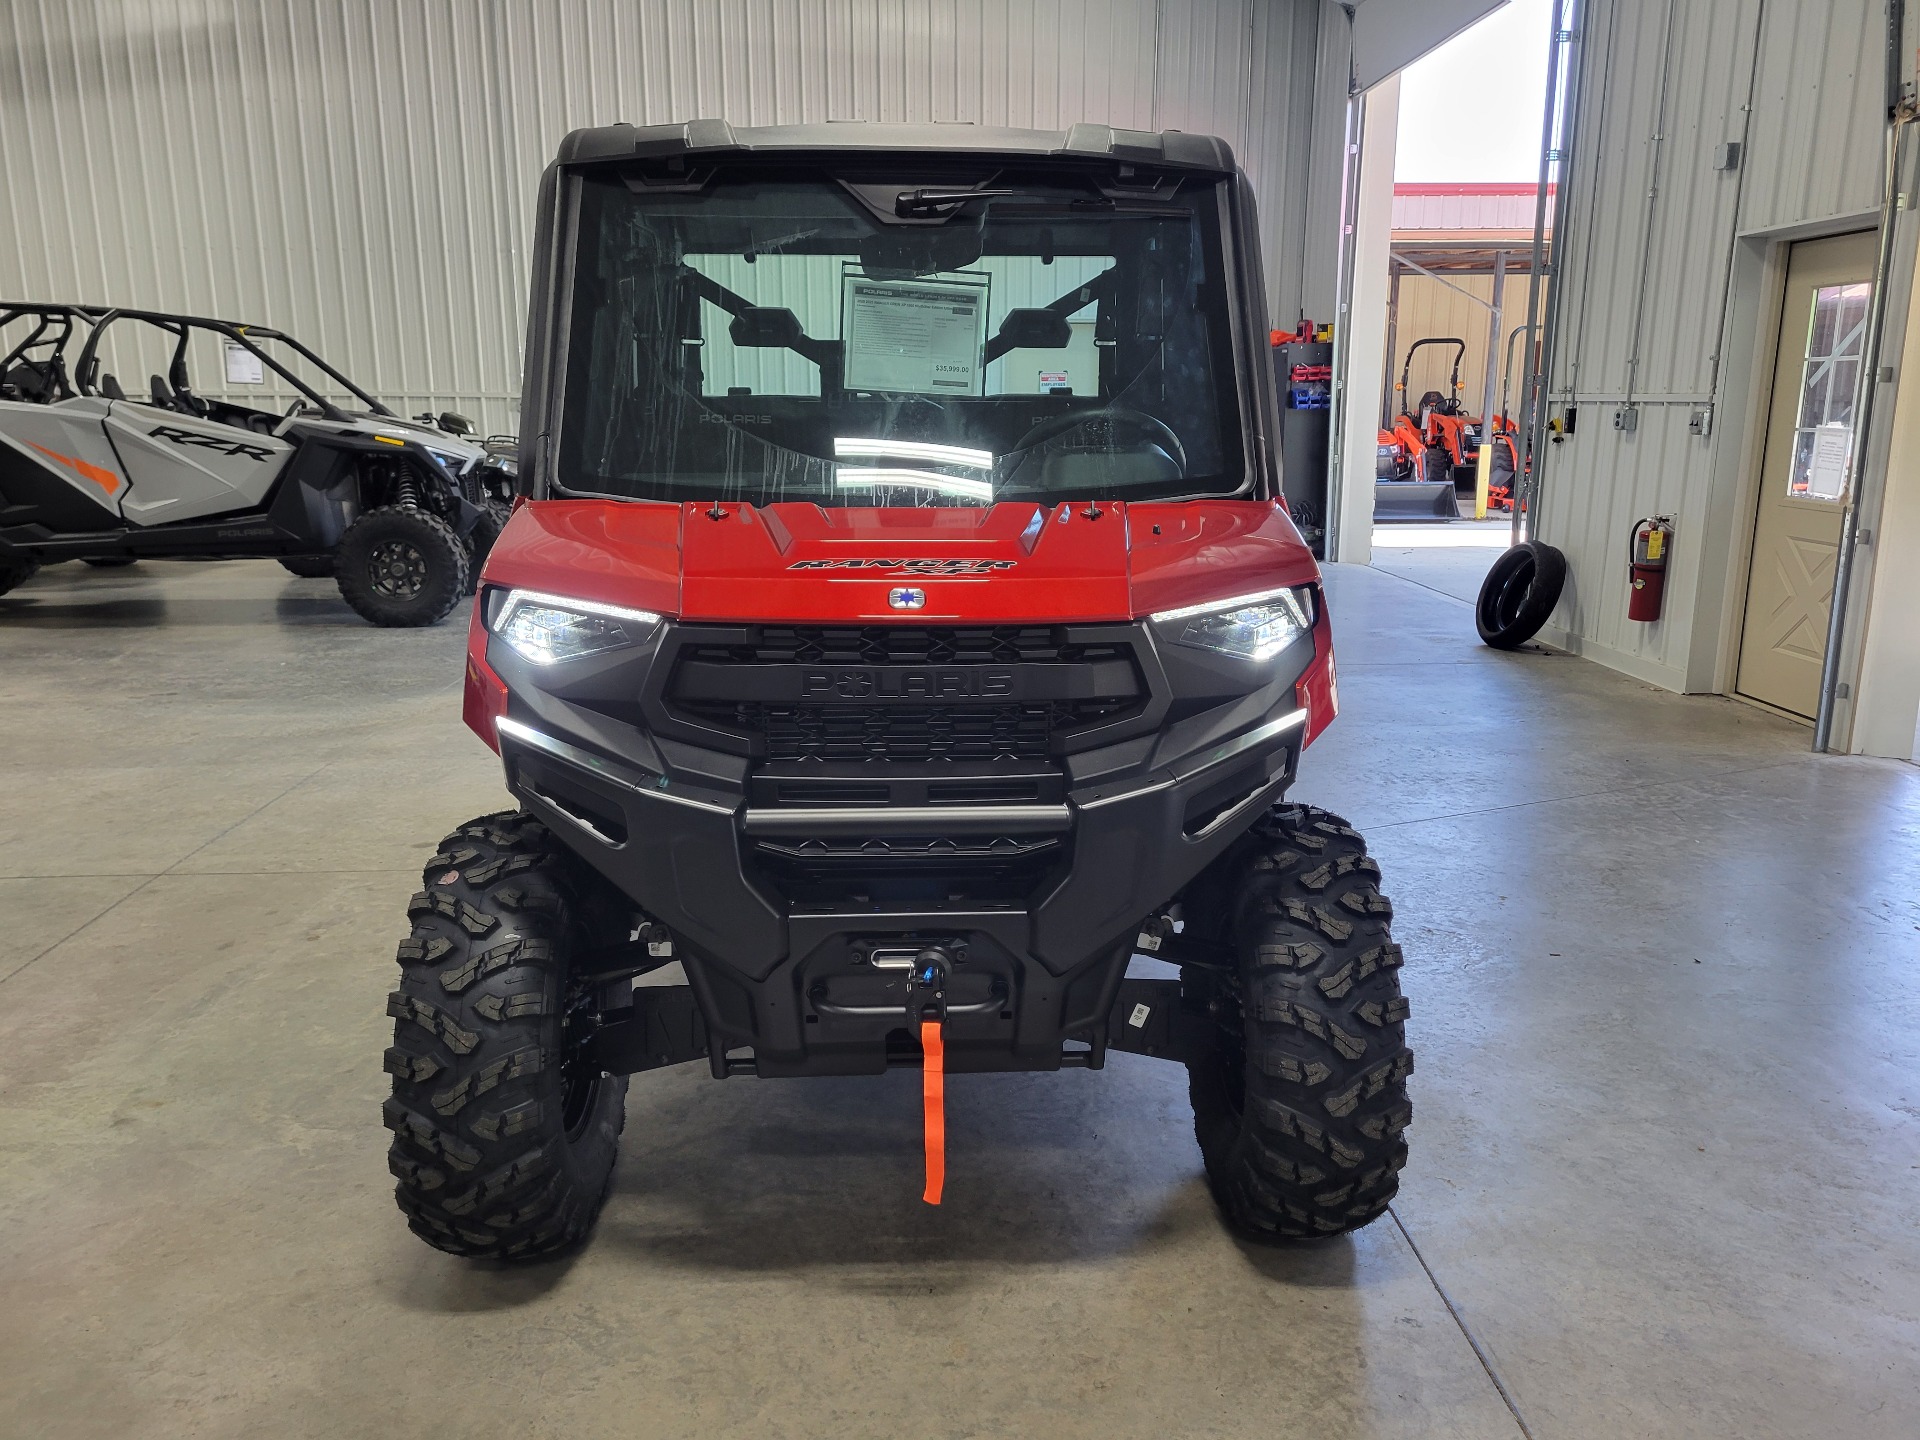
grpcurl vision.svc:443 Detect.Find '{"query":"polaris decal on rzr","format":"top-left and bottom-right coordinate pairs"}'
top-left (799, 667), bottom-right (1016, 700)
top-left (787, 558), bottom-right (1017, 575)
top-left (148, 425), bottom-right (276, 462)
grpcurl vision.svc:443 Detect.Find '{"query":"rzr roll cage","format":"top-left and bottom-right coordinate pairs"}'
top-left (0, 303), bottom-right (104, 401)
top-left (23, 303), bottom-right (397, 420)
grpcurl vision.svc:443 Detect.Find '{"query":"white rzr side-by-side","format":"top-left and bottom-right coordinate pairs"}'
top-left (0, 303), bottom-right (515, 626)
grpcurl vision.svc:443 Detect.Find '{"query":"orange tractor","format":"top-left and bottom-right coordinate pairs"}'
top-left (1378, 338), bottom-right (1520, 510)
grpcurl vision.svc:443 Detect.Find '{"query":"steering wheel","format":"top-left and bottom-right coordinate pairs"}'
top-left (1010, 406), bottom-right (1188, 476)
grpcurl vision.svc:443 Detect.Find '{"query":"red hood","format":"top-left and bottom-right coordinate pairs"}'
top-left (482, 498), bottom-right (1320, 622)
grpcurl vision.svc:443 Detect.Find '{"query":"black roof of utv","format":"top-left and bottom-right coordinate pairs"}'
top-left (555, 119), bottom-right (1239, 173)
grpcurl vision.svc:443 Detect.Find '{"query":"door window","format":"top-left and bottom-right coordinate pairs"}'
top-left (1787, 281), bottom-right (1870, 500)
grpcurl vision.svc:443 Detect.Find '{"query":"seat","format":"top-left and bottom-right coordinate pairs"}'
top-left (150, 374), bottom-right (178, 410)
top-left (101, 373), bottom-right (125, 401)
top-left (4, 360), bottom-right (55, 402)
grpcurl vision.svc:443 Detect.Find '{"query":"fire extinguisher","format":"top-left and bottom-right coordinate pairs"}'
top-left (1628, 516), bottom-right (1674, 622)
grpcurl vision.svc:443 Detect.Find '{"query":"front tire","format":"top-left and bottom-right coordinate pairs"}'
top-left (1186, 804), bottom-right (1412, 1239)
top-left (463, 501), bottom-right (510, 594)
top-left (335, 506), bottom-right (468, 627)
top-left (384, 810), bottom-right (628, 1260)
top-left (0, 559), bottom-right (41, 595)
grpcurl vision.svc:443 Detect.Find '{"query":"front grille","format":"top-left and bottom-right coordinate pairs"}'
top-left (753, 835), bottom-right (1061, 861)
top-left (666, 625), bottom-right (1144, 765)
top-left (687, 626), bottom-right (1127, 667)
top-left (684, 698), bottom-right (1130, 764)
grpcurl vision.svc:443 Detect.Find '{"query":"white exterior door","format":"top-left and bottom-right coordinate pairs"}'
top-left (1735, 231), bottom-right (1878, 719)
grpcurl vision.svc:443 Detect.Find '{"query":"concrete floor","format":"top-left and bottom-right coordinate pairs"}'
top-left (1, 556), bottom-right (1917, 1440)
top-left (1369, 519), bottom-right (1511, 605)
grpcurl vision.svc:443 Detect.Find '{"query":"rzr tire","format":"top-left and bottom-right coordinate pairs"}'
top-left (1476, 540), bottom-right (1567, 649)
top-left (279, 553), bottom-right (336, 579)
top-left (335, 506), bottom-right (468, 627)
top-left (1186, 804), bottom-right (1412, 1240)
top-left (0, 558), bottom-right (39, 596)
top-left (384, 810), bottom-right (628, 1260)
top-left (82, 556), bottom-right (136, 568)
top-left (463, 501), bottom-right (510, 594)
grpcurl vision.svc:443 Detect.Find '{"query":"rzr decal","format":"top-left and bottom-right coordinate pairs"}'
top-left (787, 558), bottom-right (1016, 575)
top-left (148, 425), bottom-right (275, 463)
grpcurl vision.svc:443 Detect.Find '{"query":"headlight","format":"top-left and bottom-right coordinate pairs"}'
top-left (427, 448), bottom-right (472, 475)
top-left (1154, 586), bottom-right (1315, 662)
top-left (492, 589), bottom-right (661, 665)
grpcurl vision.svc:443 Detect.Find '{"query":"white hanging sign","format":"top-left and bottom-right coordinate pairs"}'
top-left (1804, 422), bottom-right (1852, 501)
top-left (223, 342), bottom-right (265, 385)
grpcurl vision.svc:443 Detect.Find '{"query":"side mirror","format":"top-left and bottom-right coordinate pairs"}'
top-left (995, 308), bottom-right (1072, 350)
top-left (729, 307), bottom-right (806, 349)
top-left (438, 411), bottom-right (475, 436)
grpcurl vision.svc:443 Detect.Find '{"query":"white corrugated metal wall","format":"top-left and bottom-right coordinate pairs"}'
top-left (0, 0), bottom-right (1339, 437)
top-left (1537, 0), bottom-right (1890, 691)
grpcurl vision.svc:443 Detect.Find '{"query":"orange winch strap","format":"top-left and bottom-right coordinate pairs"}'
top-left (921, 1019), bottom-right (945, 1205)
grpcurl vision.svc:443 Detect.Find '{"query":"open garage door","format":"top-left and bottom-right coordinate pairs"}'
top-left (1350, 0), bottom-right (1511, 91)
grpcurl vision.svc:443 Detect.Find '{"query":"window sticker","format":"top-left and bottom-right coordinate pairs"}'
top-left (840, 271), bottom-right (990, 396)
top-left (223, 342), bottom-right (264, 385)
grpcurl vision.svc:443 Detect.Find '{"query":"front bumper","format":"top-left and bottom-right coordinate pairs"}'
top-left (486, 612), bottom-right (1314, 1075)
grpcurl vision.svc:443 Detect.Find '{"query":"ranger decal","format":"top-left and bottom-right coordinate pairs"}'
top-left (787, 558), bottom-right (1016, 575)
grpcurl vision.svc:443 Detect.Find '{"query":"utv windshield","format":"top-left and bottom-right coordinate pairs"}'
top-left (554, 164), bottom-right (1250, 506)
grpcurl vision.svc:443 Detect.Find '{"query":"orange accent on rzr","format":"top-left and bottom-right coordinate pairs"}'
top-left (26, 441), bottom-right (121, 496)
top-left (921, 1020), bottom-right (945, 1205)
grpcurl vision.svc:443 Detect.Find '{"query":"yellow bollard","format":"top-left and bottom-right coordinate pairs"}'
top-left (1473, 435), bottom-right (1493, 521)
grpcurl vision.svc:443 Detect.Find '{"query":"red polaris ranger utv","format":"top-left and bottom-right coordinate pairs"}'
top-left (383, 121), bottom-right (1411, 1260)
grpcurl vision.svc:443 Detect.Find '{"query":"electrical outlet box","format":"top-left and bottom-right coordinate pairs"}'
top-left (1689, 406), bottom-right (1713, 437)
top-left (1614, 406), bottom-right (1639, 433)
top-left (1714, 141), bottom-right (1743, 172)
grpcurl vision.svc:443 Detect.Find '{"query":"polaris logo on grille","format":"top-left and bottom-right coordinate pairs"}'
top-left (800, 668), bottom-right (1016, 700)
top-left (789, 558), bottom-right (1016, 575)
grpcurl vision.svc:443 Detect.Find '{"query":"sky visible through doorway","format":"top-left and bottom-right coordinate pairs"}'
top-left (1396, 0), bottom-right (1553, 183)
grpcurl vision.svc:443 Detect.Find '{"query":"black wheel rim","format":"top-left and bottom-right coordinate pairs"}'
top-left (368, 539), bottom-right (428, 599)
top-left (560, 989), bottom-right (604, 1140)
top-left (1209, 978), bottom-right (1248, 1123)
top-left (1491, 554), bottom-right (1537, 627)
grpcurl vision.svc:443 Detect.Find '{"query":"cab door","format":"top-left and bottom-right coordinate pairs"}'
top-left (103, 402), bottom-right (293, 525)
